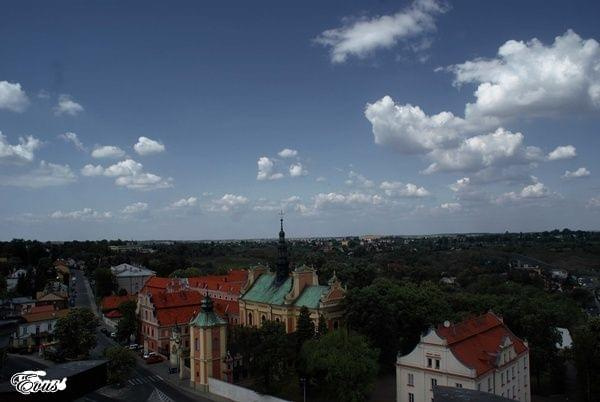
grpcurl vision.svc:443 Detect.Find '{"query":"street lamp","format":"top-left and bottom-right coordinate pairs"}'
top-left (300, 377), bottom-right (306, 402)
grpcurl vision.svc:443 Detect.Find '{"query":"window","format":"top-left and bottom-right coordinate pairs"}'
top-left (435, 359), bottom-right (440, 369)
top-left (501, 372), bottom-right (505, 385)
top-left (456, 383), bottom-right (463, 388)
top-left (408, 373), bottom-right (414, 386)
top-left (431, 378), bottom-right (437, 390)
top-left (195, 338), bottom-right (198, 351)
top-left (488, 377), bottom-right (492, 392)
top-left (477, 383), bottom-right (481, 391)
top-left (408, 393), bottom-right (414, 402)
top-left (427, 358), bottom-right (432, 368)
top-left (248, 313), bottom-right (253, 326)
top-left (512, 366), bottom-right (515, 379)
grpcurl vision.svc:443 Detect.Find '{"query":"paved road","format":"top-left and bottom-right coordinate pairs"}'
top-left (72, 268), bottom-right (210, 402)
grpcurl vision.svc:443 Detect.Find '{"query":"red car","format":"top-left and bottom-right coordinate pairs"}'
top-left (145, 355), bottom-right (164, 364)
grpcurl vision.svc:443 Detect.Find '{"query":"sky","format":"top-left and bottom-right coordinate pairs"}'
top-left (1, 0), bottom-right (600, 240)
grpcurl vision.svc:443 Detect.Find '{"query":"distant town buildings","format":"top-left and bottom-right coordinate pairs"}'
top-left (110, 263), bottom-right (156, 294)
top-left (397, 312), bottom-right (530, 402)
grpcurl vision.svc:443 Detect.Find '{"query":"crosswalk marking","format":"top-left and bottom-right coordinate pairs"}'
top-left (127, 375), bottom-right (163, 386)
top-left (147, 387), bottom-right (174, 402)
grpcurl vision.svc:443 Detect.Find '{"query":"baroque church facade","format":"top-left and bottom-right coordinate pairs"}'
top-left (239, 217), bottom-right (346, 333)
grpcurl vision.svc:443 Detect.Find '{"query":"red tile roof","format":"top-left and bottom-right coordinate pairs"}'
top-left (105, 310), bottom-right (123, 319)
top-left (436, 312), bottom-right (528, 376)
top-left (28, 305), bottom-right (55, 314)
top-left (100, 295), bottom-right (136, 312)
top-left (22, 309), bottom-right (69, 323)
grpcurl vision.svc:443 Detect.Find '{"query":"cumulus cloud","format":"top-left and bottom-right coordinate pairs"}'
top-left (380, 181), bottom-right (430, 197)
top-left (0, 132), bottom-right (41, 163)
top-left (0, 161), bottom-right (76, 188)
top-left (0, 81), bottom-right (29, 112)
top-left (134, 136), bottom-right (165, 156)
top-left (447, 30), bottom-right (600, 120)
top-left (80, 159), bottom-right (172, 190)
top-left (257, 157), bottom-right (283, 181)
top-left (170, 197), bottom-right (198, 208)
top-left (278, 148), bottom-right (298, 158)
top-left (547, 145), bottom-right (576, 161)
top-left (209, 194), bottom-right (249, 212)
top-left (496, 180), bottom-right (550, 204)
top-left (121, 202), bottom-right (149, 215)
top-left (562, 167), bottom-right (590, 179)
top-left (58, 132), bottom-right (86, 152)
top-left (587, 197), bottom-right (600, 209)
top-left (423, 128), bottom-right (543, 174)
top-left (315, 0), bottom-right (448, 63)
top-left (440, 202), bottom-right (462, 212)
top-left (91, 145), bottom-right (126, 159)
top-left (289, 163), bottom-right (307, 177)
top-left (314, 192), bottom-right (384, 210)
top-left (51, 208), bottom-right (111, 221)
top-left (365, 96), bottom-right (474, 154)
top-left (54, 94), bottom-right (84, 116)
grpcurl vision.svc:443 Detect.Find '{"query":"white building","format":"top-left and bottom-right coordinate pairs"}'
top-left (397, 312), bottom-right (530, 402)
top-left (110, 263), bottom-right (155, 295)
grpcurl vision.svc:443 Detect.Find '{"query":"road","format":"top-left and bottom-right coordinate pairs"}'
top-left (72, 268), bottom-right (209, 402)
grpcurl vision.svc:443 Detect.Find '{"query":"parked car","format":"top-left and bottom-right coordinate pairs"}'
top-left (127, 344), bottom-right (139, 350)
top-left (145, 355), bottom-right (164, 364)
top-left (143, 351), bottom-right (157, 359)
top-left (110, 332), bottom-right (116, 338)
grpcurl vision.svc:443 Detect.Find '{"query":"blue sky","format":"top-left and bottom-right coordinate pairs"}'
top-left (1, 0), bottom-right (600, 240)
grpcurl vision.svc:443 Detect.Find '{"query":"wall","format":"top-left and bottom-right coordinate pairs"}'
top-left (208, 378), bottom-right (290, 402)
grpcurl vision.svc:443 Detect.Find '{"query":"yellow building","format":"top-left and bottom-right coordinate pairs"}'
top-left (239, 218), bottom-right (346, 333)
top-left (189, 295), bottom-right (228, 390)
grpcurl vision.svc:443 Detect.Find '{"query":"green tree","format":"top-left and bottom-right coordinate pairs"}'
top-left (296, 306), bottom-right (315, 350)
top-left (55, 308), bottom-right (98, 359)
top-left (301, 330), bottom-right (379, 402)
top-left (104, 346), bottom-right (136, 385)
top-left (116, 300), bottom-right (138, 342)
top-left (0, 274), bottom-right (7, 299)
top-left (94, 267), bottom-right (116, 297)
top-left (16, 271), bottom-right (32, 297)
top-left (573, 318), bottom-right (600, 401)
top-left (254, 321), bottom-right (291, 393)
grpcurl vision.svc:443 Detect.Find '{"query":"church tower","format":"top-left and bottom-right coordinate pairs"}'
top-left (275, 214), bottom-right (290, 283)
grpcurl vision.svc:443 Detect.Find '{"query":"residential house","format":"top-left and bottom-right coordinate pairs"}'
top-left (110, 263), bottom-right (156, 295)
top-left (11, 309), bottom-right (69, 351)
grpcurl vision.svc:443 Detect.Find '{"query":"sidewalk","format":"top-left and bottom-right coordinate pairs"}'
top-left (138, 356), bottom-right (232, 402)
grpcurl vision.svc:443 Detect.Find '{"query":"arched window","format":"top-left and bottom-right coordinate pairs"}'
top-left (333, 320), bottom-right (339, 330)
top-left (275, 317), bottom-right (280, 323)
top-left (261, 315), bottom-right (266, 323)
top-left (248, 313), bottom-right (253, 326)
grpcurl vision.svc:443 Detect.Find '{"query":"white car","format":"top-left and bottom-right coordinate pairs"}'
top-left (110, 332), bottom-right (116, 338)
top-left (143, 352), bottom-right (157, 360)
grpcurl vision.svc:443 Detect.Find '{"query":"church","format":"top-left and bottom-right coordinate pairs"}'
top-left (239, 217), bottom-right (346, 333)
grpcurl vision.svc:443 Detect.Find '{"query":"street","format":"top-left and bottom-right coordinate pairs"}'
top-left (71, 268), bottom-right (211, 402)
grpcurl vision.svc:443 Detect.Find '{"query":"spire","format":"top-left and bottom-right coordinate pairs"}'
top-left (201, 294), bottom-right (214, 312)
top-left (276, 212), bottom-right (290, 283)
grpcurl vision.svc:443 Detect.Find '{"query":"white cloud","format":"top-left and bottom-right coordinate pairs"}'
top-left (380, 181), bottom-right (430, 197)
top-left (80, 164), bottom-right (104, 177)
top-left (440, 202), bottom-right (462, 212)
top-left (51, 208), bottom-right (111, 221)
top-left (346, 171), bottom-right (374, 188)
top-left (365, 96), bottom-right (473, 154)
top-left (103, 159), bottom-right (144, 177)
top-left (587, 196), bottom-right (600, 209)
top-left (115, 173), bottom-right (173, 190)
top-left (278, 148), bottom-right (298, 158)
top-left (496, 180), bottom-right (550, 203)
top-left (289, 163), bottom-right (307, 177)
top-left (134, 136), bottom-right (165, 156)
top-left (91, 145), bottom-right (126, 159)
top-left (282, 195), bottom-right (301, 204)
top-left (170, 197), bottom-right (198, 208)
top-left (423, 128), bottom-right (543, 174)
top-left (447, 30), bottom-right (600, 120)
top-left (257, 156), bottom-right (283, 181)
top-left (316, 176), bottom-right (327, 182)
top-left (209, 194), bottom-right (249, 212)
top-left (54, 94), bottom-right (84, 116)
top-left (58, 132), bottom-right (86, 152)
top-left (547, 145), bottom-right (576, 161)
top-left (0, 161), bottom-right (76, 188)
top-left (121, 202), bottom-right (149, 215)
top-left (315, 0), bottom-right (448, 63)
top-left (0, 81), bottom-right (29, 112)
top-left (0, 132), bottom-right (41, 163)
top-left (314, 192), bottom-right (384, 210)
top-left (562, 167), bottom-right (590, 179)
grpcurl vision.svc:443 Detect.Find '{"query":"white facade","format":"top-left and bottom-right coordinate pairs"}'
top-left (397, 329), bottom-right (530, 402)
top-left (111, 263), bottom-right (155, 294)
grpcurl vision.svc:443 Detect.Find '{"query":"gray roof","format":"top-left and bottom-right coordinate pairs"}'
top-left (110, 263), bottom-right (155, 277)
top-left (433, 386), bottom-right (513, 402)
